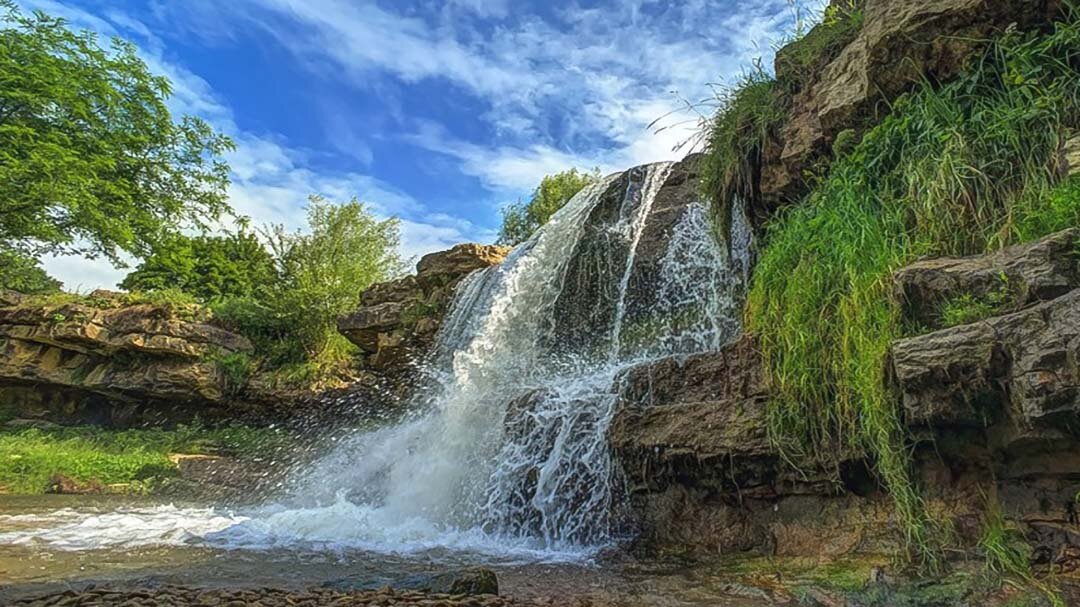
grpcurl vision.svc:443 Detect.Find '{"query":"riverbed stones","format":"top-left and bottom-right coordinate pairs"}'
top-left (8, 585), bottom-right (537, 607)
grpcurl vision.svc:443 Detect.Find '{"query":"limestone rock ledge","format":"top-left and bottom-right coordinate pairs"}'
top-left (612, 229), bottom-right (1080, 567)
top-left (338, 243), bottom-right (511, 374)
top-left (0, 293), bottom-right (252, 426)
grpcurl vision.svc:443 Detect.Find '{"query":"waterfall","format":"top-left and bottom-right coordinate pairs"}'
top-left (270, 160), bottom-right (752, 555)
top-left (0, 160), bottom-right (753, 558)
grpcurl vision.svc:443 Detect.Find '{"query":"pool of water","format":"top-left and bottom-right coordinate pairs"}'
top-left (0, 495), bottom-right (775, 606)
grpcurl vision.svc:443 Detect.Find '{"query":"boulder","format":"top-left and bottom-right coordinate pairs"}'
top-left (415, 244), bottom-right (511, 288)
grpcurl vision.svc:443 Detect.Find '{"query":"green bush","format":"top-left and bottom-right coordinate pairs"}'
top-left (747, 6), bottom-right (1080, 567)
top-left (266, 197), bottom-right (403, 356)
top-left (120, 231), bottom-right (276, 302)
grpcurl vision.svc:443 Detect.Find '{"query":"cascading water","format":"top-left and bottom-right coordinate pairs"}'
top-left (0, 160), bottom-right (753, 560)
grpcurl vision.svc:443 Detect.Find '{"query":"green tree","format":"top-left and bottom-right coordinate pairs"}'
top-left (119, 231), bottom-right (276, 302)
top-left (0, 248), bottom-right (61, 294)
top-left (498, 168), bottom-right (598, 245)
top-left (266, 197), bottom-right (404, 359)
top-left (0, 3), bottom-right (233, 264)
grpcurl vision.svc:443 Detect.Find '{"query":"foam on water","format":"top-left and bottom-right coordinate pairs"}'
top-left (0, 163), bottom-right (752, 561)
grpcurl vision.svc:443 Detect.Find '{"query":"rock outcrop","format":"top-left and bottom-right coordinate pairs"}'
top-left (756, 0), bottom-right (1061, 216)
top-left (338, 243), bottom-right (511, 375)
top-left (612, 336), bottom-right (893, 558)
top-left (611, 229), bottom-right (1080, 565)
top-left (0, 293), bottom-right (252, 427)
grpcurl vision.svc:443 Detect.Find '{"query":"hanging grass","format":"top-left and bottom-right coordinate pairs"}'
top-left (747, 4), bottom-right (1080, 568)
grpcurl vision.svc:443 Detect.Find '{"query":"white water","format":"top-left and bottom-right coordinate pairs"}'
top-left (0, 162), bottom-right (752, 561)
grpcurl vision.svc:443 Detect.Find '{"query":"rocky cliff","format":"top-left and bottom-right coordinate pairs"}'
top-left (0, 291), bottom-right (252, 427)
top-left (338, 243), bottom-right (511, 377)
top-left (612, 227), bottom-right (1080, 569)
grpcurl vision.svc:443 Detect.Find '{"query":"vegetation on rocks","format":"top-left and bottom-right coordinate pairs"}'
top-left (743, 4), bottom-right (1080, 567)
top-left (0, 423), bottom-right (287, 494)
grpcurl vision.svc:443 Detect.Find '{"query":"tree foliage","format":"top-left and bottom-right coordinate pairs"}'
top-left (119, 231), bottom-right (275, 302)
top-left (498, 168), bottom-right (598, 245)
top-left (0, 3), bottom-right (233, 263)
top-left (0, 249), bottom-right (61, 294)
top-left (264, 197), bottom-right (405, 359)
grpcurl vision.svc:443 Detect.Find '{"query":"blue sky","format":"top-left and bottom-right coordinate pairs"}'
top-left (22, 0), bottom-right (815, 290)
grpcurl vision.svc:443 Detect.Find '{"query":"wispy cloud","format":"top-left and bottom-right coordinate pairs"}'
top-left (171, 0), bottom-right (801, 192)
top-left (19, 0), bottom-right (491, 289)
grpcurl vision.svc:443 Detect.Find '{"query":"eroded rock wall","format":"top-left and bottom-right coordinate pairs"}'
top-left (612, 228), bottom-right (1080, 567)
top-left (0, 292), bottom-right (252, 426)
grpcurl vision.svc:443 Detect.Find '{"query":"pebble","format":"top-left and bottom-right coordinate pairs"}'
top-left (9, 586), bottom-right (545, 607)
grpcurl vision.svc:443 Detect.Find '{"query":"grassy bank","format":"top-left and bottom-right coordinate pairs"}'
top-left (701, 0), bottom-right (1080, 571)
top-left (0, 424), bottom-right (289, 494)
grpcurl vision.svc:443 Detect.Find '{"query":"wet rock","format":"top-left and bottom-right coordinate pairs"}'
top-left (610, 335), bottom-right (894, 558)
top-left (893, 228), bottom-right (1080, 328)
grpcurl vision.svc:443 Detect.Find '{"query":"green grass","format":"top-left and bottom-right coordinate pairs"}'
top-left (746, 5), bottom-right (1080, 569)
top-left (774, 0), bottom-right (864, 92)
top-left (979, 500), bottom-right (1064, 606)
top-left (0, 424), bottom-right (289, 494)
top-left (699, 67), bottom-right (786, 238)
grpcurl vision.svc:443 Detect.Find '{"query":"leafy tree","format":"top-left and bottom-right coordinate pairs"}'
top-left (498, 168), bottom-right (599, 245)
top-left (0, 3), bottom-right (233, 264)
top-left (0, 248), bottom-right (61, 294)
top-left (119, 231), bottom-right (276, 302)
top-left (265, 197), bottom-right (404, 359)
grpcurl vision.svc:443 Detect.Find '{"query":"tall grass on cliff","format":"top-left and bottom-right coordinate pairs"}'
top-left (699, 1), bottom-right (864, 237)
top-left (747, 6), bottom-right (1080, 568)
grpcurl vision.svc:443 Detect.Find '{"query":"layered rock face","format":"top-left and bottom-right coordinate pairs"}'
top-left (891, 229), bottom-right (1080, 567)
top-left (611, 336), bottom-right (895, 558)
top-left (0, 292), bottom-right (252, 426)
top-left (613, 229), bottom-right (1080, 564)
top-left (755, 0), bottom-right (1060, 217)
top-left (338, 243), bottom-right (511, 375)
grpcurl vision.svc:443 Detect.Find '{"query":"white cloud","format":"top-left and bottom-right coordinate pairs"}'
top-left (169, 0), bottom-right (800, 201)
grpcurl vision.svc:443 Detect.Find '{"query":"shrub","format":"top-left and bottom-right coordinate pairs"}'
top-left (120, 231), bottom-right (276, 302)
